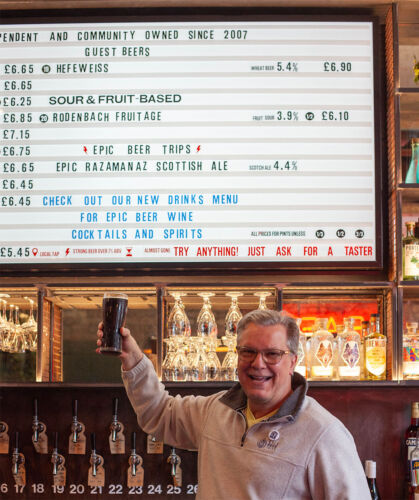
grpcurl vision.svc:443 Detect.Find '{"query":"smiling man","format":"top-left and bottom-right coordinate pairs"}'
top-left (97, 309), bottom-right (370, 499)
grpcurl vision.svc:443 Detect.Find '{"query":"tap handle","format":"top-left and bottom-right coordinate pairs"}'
top-left (170, 448), bottom-right (177, 477)
top-left (54, 431), bottom-right (58, 451)
top-left (73, 399), bottom-right (78, 419)
top-left (112, 397), bottom-right (118, 418)
top-left (15, 431), bottom-right (19, 451)
top-left (131, 431), bottom-right (136, 451)
top-left (33, 398), bottom-right (38, 418)
top-left (90, 433), bottom-right (96, 453)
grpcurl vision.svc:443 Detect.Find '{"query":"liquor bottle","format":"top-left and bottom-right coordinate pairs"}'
top-left (309, 318), bottom-right (334, 380)
top-left (337, 317), bottom-right (361, 381)
top-left (403, 221), bottom-right (419, 281)
top-left (403, 322), bottom-right (419, 380)
top-left (294, 318), bottom-right (308, 378)
top-left (405, 138), bottom-right (419, 183)
top-left (364, 460), bottom-right (381, 500)
top-left (409, 430), bottom-right (419, 500)
top-left (365, 314), bottom-right (386, 380)
top-left (406, 402), bottom-right (419, 497)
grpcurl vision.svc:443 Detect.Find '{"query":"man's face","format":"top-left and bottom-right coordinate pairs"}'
top-left (237, 322), bottom-right (297, 416)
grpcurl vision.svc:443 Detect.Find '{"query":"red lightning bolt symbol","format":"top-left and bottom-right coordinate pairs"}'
top-left (83, 146), bottom-right (88, 154)
top-left (65, 248), bottom-right (70, 256)
top-left (196, 145), bottom-right (201, 152)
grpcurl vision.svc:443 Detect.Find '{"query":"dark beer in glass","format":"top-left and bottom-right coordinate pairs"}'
top-left (100, 292), bottom-right (128, 355)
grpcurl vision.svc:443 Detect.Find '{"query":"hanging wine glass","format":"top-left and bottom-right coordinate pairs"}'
top-left (196, 292), bottom-right (217, 338)
top-left (0, 298), bottom-right (12, 352)
top-left (225, 292), bottom-right (243, 336)
top-left (0, 299), bottom-right (7, 351)
top-left (21, 297), bottom-right (37, 352)
top-left (6, 304), bottom-right (18, 353)
top-left (12, 306), bottom-right (28, 354)
top-left (164, 292), bottom-right (190, 381)
top-left (167, 292), bottom-right (190, 338)
top-left (254, 291), bottom-right (271, 310)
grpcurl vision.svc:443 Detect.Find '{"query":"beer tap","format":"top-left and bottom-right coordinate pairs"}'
top-left (51, 432), bottom-right (66, 486)
top-left (127, 431), bottom-right (144, 488)
top-left (12, 432), bottom-right (21, 476)
top-left (129, 432), bottom-right (140, 476)
top-left (90, 433), bottom-right (99, 477)
top-left (109, 397), bottom-right (125, 454)
top-left (12, 431), bottom-right (26, 487)
top-left (32, 398), bottom-right (48, 453)
top-left (88, 433), bottom-right (105, 487)
top-left (51, 432), bottom-right (61, 475)
top-left (32, 398), bottom-right (41, 443)
top-left (68, 399), bottom-right (86, 454)
top-left (168, 447), bottom-right (183, 487)
top-left (110, 397), bottom-right (121, 442)
top-left (71, 400), bottom-right (82, 443)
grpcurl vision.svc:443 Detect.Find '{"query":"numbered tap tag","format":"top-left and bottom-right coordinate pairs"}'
top-left (0, 422), bottom-right (9, 454)
top-left (88, 456), bottom-right (105, 488)
top-left (147, 434), bottom-right (163, 454)
top-left (173, 466), bottom-right (182, 488)
top-left (109, 423), bottom-right (125, 454)
top-left (32, 426), bottom-right (48, 454)
top-left (68, 423), bottom-right (86, 455)
top-left (12, 455), bottom-right (26, 487)
top-left (127, 461), bottom-right (144, 488)
top-left (53, 459), bottom-right (66, 487)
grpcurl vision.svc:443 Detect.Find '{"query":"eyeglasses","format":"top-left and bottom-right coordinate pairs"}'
top-left (236, 346), bottom-right (290, 365)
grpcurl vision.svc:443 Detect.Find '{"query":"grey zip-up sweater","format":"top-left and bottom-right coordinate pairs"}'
top-left (123, 355), bottom-right (371, 500)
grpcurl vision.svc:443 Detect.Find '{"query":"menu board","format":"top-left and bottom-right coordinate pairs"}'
top-left (0, 18), bottom-right (380, 267)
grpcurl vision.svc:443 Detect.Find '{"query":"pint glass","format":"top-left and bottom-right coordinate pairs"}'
top-left (100, 292), bottom-right (128, 355)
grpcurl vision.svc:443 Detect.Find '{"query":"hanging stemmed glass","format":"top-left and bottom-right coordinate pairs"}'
top-left (189, 292), bottom-right (217, 381)
top-left (254, 291), bottom-right (271, 310)
top-left (163, 292), bottom-right (190, 381)
top-left (225, 292), bottom-right (243, 336)
top-left (12, 306), bottom-right (27, 353)
top-left (0, 298), bottom-right (12, 352)
top-left (0, 299), bottom-right (7, 351)
top-left (221, 292), bottom-right (243, 381)
top-left (21, 297), bottom-right (37, 352)
top-left (196, 293), bottom-right (217, 338)
top-left (6, 304), bottom-right (18, 353)
top-left (167, 292), bottom-right (191, 338)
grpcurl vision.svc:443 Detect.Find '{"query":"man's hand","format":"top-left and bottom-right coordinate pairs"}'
top-left (97, 322), bottom-right (143, 371)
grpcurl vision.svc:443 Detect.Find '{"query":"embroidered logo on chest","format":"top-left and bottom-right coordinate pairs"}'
top-left (257, 438), bottom-right (279, 451)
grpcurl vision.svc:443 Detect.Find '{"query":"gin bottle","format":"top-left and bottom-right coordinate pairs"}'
top-left (403, 323), bottom-right (419, 380)
top-left (403, 222), bottom-right (419, 281)
top-left (405, 139), bottom-right (419, 183)
top-left (309, 318), bottom-right (334, 380)
top-left (294, 318), bottom-right (308, 378)
top-left (365, 314), bottom-right (386, 380)
top-left (337, 317), bottom-right (361, 381)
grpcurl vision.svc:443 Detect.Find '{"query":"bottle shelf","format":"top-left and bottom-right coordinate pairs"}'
top-left (399, 281), bottom-right (419, 288)
top-left (397, 88), bottom-right (419, 94)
